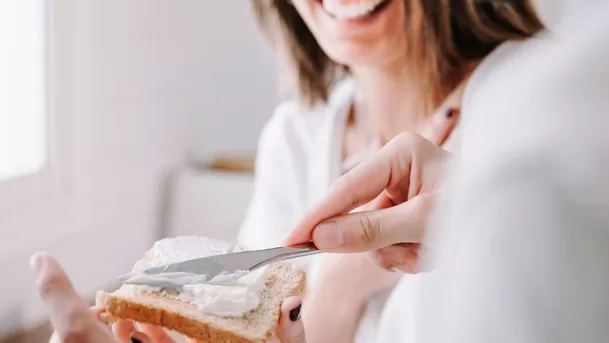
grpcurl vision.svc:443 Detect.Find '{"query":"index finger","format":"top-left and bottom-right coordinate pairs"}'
top-left (284, 136), bottom-right (415, 245)
top-left (30, 253), bottom-right (113, 341)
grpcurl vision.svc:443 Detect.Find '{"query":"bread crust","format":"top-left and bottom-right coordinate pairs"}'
top-left (97, 264), bottom-right (305, 343)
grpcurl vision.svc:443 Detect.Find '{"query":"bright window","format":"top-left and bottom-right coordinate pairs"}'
top-left (0, 0), bottom-right (48, 182)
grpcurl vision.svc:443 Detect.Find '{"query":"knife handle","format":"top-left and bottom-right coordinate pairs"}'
top-left (288, 242), bottom-right (319, 251)
top-left (249, 243), bottom-right (321, 270)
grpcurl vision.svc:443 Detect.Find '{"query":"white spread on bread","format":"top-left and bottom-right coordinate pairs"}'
top-left (125, 236), bottom-right (269, 317)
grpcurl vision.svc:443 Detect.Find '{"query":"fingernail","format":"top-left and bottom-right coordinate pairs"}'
top-left (312, 221), bottom-right (344, 249)
top-left (131, 332), bottom-right (150, 343)
top-left (445, 108), bottom-right (459, 118)
top-left (289, 304), bottom-right (302, 322)
top-left (29, 252), bottom-right (47, 272)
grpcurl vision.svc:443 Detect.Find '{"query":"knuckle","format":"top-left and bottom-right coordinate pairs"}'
top-left (355, 214), bottom-right (380, 247)
top-left (391, 132), bottom-right (426, 150)
top-left (393, 132), bottom-right (418, 145)
top-left (387, 132), bottom-right (428, 171)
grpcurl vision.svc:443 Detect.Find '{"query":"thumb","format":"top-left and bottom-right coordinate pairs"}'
top-left (311, 193), bottom-right (435, 252)
top-left (275, 296), bottom-right (306, 343)
top-left (30, 252), bottom-right (114, 342)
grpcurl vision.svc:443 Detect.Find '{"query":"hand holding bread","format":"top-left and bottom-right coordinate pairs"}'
top-left (32, 253), bottom-right (306, 343)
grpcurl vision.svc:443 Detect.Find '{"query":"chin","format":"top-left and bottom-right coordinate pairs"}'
top-left (322, 33), bottom-right (407, 69)
top-left (325, 45), bottom-right (398, 67)
top-left (304, 0), bottom-right (406, 67)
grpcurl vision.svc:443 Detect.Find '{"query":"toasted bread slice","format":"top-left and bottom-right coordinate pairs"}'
top-left (97, 263), bottom-right (304, 343)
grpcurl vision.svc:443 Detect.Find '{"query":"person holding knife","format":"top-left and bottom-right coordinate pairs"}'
top-left (32, 0), bottom-right (609, 342)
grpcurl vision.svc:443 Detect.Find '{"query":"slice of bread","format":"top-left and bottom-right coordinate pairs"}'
top-left (96, 238), bottom-right (305, 343)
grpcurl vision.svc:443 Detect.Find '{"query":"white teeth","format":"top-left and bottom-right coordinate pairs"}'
top-left (323, 0), bottom-right (386, 20)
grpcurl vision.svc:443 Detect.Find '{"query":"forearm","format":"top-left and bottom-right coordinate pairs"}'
top-left (303, 254), bottom-right (401, 343)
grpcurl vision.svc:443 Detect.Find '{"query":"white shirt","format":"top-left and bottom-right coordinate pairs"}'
top-left (238, 79), bottom-right (355, 250)
top-left (379, 3), bottom-right (609, 343)
top-left (238, 78), bottom-right (389, 343)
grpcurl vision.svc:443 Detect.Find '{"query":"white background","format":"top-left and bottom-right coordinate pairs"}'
top-left (0, 0), bottom-right (277, 335)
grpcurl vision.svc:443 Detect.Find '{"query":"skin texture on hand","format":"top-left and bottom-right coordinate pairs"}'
top-left (285, 132), bottom-right (450, 273)
top-left (32, 253), bottom-right (306, 343)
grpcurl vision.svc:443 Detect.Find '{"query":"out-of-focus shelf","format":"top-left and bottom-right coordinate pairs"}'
top-left (163, 165), bottom-right (254, 243)
top-left (191, 154), bottom-right (256, 174)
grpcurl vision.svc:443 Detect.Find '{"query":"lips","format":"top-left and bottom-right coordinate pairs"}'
top-left (321, 0), bottom-right (391, 20)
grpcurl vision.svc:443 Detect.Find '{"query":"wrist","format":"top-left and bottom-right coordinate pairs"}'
top-left (307, 284), bottom-right (367, 314)
top-left (303, 288), bottom-right (365, 343)
top-left (311, 275), bottom-right (374, 305)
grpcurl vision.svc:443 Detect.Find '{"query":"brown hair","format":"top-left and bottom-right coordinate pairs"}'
top-left (252, 0), bottom-right (543, 109)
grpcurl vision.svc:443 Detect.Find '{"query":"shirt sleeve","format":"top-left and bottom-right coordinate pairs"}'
top-left (419, 16), bottom-right (609, 343)
top-left (422, 150), bottom-right (609, 343)
top-left (237, 103), bottom-right (304, 250)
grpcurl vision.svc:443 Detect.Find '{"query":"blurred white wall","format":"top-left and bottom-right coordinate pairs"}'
top-left (533, 0), bottom-right (608, 31)
top-left (0, 0), bottom-right (276, 336)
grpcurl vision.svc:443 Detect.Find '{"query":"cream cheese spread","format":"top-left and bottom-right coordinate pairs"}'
top-left (126, 236), bottom-right (269, 317)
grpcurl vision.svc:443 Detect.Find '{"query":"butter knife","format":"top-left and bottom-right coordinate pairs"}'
top-left (118, 243), bottom-right (320, 287)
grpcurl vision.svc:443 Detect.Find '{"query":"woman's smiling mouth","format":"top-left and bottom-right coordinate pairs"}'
top-left (320, 0), bottom-right (392, 21)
